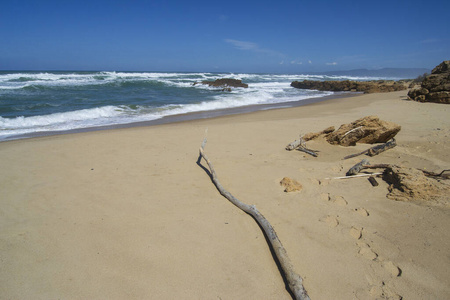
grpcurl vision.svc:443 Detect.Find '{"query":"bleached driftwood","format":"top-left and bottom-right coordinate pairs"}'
top-left (286, 136), bottom-right (319, 157)
top-left (342, 126), bottom-right (363, 138)
top-left (286, 138), bottom-right (303, 151)
top-left (326, 172), bottom-right (383, 180)
top-left (343, 138), bottom-right (397, 160)
top-left (199, 138), bottom-right (310, 300)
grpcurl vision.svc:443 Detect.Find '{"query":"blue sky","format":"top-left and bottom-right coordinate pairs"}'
top-left (1, 0), bottom-right (449, 72)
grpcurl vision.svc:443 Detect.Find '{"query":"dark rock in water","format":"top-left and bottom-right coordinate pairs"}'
top-left (199, 78), bottom-right (248, 88)
top-left (408, 61), bottom-right (450, 104)
top-left (291, 80), bottom-right (408, 94)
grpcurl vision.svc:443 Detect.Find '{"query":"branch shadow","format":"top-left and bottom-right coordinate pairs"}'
top-left (196, 153), bottom-right (213, 181)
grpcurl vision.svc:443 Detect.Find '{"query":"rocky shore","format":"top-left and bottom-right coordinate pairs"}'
top-left (408, 60), bottom-right (450, 104)
top-left (291, 79), bottom-right (411, 94)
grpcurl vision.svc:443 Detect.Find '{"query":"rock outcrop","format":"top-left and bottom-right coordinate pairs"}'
top-left (383, 166), bottom-right (449, 205)
top-left (407, 61), bottom-right (450, 104)
top-left (196, 78), bottom-right (248, 89)
top-left (326, 116), bottom-right (401, 146)
top-left (291, 80), bottom-right (409, 94)
top-left (303, 126), bottom-right (335, 141)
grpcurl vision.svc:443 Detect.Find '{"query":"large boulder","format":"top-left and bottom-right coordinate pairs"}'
top-left (326, 116), bottom-right (401, 146)
top-left (408, 61), bottom-right (450, 103)
top-left (291, 80), bottom-right (408, 94)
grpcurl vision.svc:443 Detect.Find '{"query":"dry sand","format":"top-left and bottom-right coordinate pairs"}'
top-left (1, 91), bottom-right (449, 299)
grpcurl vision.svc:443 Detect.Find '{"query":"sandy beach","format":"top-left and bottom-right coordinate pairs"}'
top-left (1, 90), bottom-right (449, 299)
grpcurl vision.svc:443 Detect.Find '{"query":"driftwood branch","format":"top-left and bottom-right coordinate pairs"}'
top-left (199, 138), bottom-right (310, 300)
top-left (286, 136), bottom-right (319, 157)
top-left (297, 147), bottom-right (319, 157)
top-left (326, 172), bottom-right (383, 180)
top-left (419, 169), bottom-right (450, 179)
top-left (368, 138), bottom-right (397, 156)
top-left (346, 159), bottom-right (370, 176)
top-left (368, 176), bottom-right (379, 186)
top-left (343, 138), bottom-right (397, 160)
top-left (286, 138), bottom-right (303, 151)
top-left (346, 160), bottom-right (450, 180)
top-left (339, 126), bottom-right (363, 142)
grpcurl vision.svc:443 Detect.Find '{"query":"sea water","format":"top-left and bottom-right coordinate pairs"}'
top-left (0, 71), bottom-right (388, 141)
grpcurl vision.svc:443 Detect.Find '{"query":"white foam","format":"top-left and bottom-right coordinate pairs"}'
top-left (0, 71), bottom-right (349, 140)
top-left (0, 71), bottom-right (393, 91)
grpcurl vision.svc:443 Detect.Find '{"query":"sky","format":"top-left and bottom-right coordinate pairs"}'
top-left (1, 0), bottom-right (449, 73)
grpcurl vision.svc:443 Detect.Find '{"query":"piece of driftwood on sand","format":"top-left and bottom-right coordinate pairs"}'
top-left (368, 176), bottom-right (379, 186)
top-left (343, 138), bottom-right (397, 160)
top-left (346, 159), bottom-right (370, 176)
top-left (326, 173), bottom-right (383, 180)
top-left (286, 136), bottom-right (319, 157)
top-left (199, 137), bottom-right (310, 300)
top-left (346, 159), bottom-right (450, 180)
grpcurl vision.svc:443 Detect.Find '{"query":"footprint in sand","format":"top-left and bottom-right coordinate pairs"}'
top-left (320, 215), bottom-right (339, 227)
top-left (354, 207), bottom-right (369, 216)
top-left (350, 226), bottom-right (362, 239)
top-left (370, 283), bottom-right (402, 300)
top-left (320, 192), bottom-right (330, 201)
top-left (320, 193), bottom-right (348, 206)
top-left (357, 241), bottom-right (378, 260)
top-left (331, 195), bottom-right (348, 206)
top-left (382, 260), bottom-right (402, 277)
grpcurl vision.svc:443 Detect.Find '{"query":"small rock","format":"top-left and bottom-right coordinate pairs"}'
top-left (280, 177), bottom-right (303, 192)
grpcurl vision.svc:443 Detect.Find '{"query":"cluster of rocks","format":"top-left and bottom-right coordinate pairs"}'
top-left (291, 79), bottom-right (410, 94)
top-left (193, 78), bottom-right (248, 91)
top-left (407, 61), bottom-right (450, 104)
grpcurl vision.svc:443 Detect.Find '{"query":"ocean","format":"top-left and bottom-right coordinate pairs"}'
top-left (0, 71), bottom-right (391, 141)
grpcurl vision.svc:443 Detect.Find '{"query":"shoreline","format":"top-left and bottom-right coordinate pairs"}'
top-left (1, 90), bottom-right (449, 299)
top-left (2, 91), bottom-right (358, 142)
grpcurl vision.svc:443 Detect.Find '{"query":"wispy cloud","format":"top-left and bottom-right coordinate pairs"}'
top-left (224, 39), bottom-right (283, 56)
top-left (290, 60), bottom-right (303, 65)
top-left (225, 39), bottom-right (259, 50)
top-left (326, 62), bottom-right (337, 65)
top-left (308, 60), bottom-right (312, 64)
